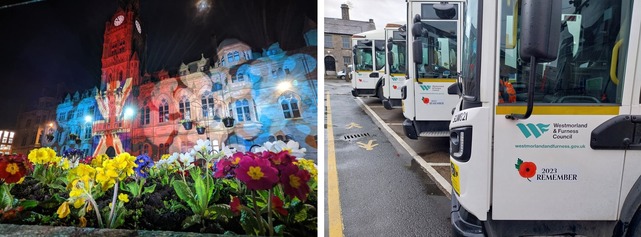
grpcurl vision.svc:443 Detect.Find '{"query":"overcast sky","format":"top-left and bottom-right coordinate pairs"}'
top-left (324, 0), bottom-right (406, 29)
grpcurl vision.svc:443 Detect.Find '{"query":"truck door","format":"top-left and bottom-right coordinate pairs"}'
top-left (409, 1), bottom-right (462, 125)
top-left (491, 0), bottom-right (634, 220)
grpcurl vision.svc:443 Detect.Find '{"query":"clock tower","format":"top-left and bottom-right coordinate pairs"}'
top-left (101, 0), bottom-right (145, 87)
top-left (92, 0), bottom-right (143, 157)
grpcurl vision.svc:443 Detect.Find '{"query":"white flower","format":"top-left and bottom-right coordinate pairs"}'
top-left (193, 139), bottom-right (212, 154)
top-left (179, 152), bottom-right (194, 164)
top-left (155, 159), bottom-right (167, 168)
top-left (286, 140), bottom-right (307, 158)
top-left (261, 140), bottom-right (306, 158)
top-left (168, 152), bottom-right (180, 164)
top-left (221, 146), bottom-right (236, 158)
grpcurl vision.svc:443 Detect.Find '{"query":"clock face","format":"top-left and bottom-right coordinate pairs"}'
top-left (135, 20), bottom-right (141, 33)
top-left (114, 15), bottom-right (124, 26)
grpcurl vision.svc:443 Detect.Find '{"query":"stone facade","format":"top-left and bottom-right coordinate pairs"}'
top-left (46, 89), bottom-right (98, 156)
top-left (12, 96), bottom-right (57, 155)
top-left (130, 42), bottom-right (318, 160)
top-left (324, 4), bottom-right (376, 76)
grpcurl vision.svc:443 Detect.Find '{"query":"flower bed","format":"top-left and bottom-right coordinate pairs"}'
top-left (0, 141), bottom-right (317, 236)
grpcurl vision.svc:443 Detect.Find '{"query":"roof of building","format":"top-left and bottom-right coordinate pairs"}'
top-left (324, 17), bottom-right (376, 35)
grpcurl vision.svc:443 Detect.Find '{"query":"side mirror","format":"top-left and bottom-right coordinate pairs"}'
top-left (519, 0), bottom-right (561, 62)
top-left (413, 40), bottom-right (423, 64)
top-left (448, 83), bottom-right (460, 95)
top-left (411, 19), bottom-right (423, 38)
top-left (387, 51), bottom-right (394, 68)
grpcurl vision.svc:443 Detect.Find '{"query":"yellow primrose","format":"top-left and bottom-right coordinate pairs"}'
top-left (79, 216), bottom-right (87, 227)
top-left (73, 198), bottom-right (85, 209)
top-left (57, 202), bottom-right (70, 219)
top-left (118, 193), bottom-right (129, 203)
top-left (70, 188), bottom-right (83, 198)
top-left (60, 159), bottom-right (71, 170)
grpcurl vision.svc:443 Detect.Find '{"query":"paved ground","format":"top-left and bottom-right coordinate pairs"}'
top-left (325, 78), bottom-right (452, 237)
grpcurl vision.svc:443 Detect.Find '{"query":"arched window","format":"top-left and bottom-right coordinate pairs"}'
top-left (179, 97), bottom-right (191, 120)
top-left (227, 53), bottom-right (233, 63)
top-left (139, 106), bottom-right (150, 125)
top-left (159, 99), bottom-right (169, 123)
top-left (201, 93), bottom-right (215, 119)
top-left (143, 144), bottom-right (150, 155)
top-left (212, 140), bottom-right (220, 151)
top-left (279, 93), bottom-right (301, 119)
top-left (235, 99), bottom-right (252, 122)
top-left (237, 73), bottom-right (244, 82)
top-left (233, 52), bottom-right (240, 61)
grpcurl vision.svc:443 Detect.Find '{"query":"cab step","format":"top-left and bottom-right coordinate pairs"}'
top-left (419, 130), bottom-right (450, 137)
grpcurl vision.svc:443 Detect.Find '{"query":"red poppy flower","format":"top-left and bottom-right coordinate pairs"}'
top-left (280, 164), bottom-right (311, 201)
top-left (235, 156), bottom-right (279, 190)
top-left (230, 196), bottom-right (241, 215)
top-left (519, 162), bottom-right (537, 179)
top-left (271, 195), bottom-right (288, 216)
top-left (0, 155), bottom-right (29, 184)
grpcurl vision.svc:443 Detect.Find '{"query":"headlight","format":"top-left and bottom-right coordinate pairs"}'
top-left (450, 126), bottom-right (472, 162)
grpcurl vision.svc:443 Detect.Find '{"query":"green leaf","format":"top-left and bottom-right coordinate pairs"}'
top-left (182, 214), bottom-right (202, 229)
top-left (294, 206), bottom-right (307, 223)
top-left (172, 181), bottom-right (199, 213)
top-left (142, 183), bottom-right (156, 196)
top-left (18, 200), bottom-right (39, 209)
top-left (274, 224), bottom-right (286, 235)
top-left (515, 158), bottom-right (523, 170)
top-left (240, 210), bottom-right (262, 235)
top-left (0, 185), bottom-right (13, 209)
top-left (208, 204), bottom-right (233, 220)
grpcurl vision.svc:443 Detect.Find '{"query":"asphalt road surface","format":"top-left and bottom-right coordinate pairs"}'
top-left (325, 77), bottom-right (452, 237)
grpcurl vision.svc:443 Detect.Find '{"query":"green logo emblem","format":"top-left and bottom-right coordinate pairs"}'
top-left (419, 85), bottom-right (431, 91)
top-left (516, 123), bottom-right (550, 138)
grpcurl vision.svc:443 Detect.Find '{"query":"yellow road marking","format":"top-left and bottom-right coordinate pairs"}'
top-left (327, 92), bottom-right (344, 237)
top-left (345, 122), bottom-right (362, 129)
top-left (356, 140), bottom-right (379, 151)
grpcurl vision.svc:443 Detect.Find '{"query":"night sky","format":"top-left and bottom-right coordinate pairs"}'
top-left (0, 0), bottom-right (317, 130)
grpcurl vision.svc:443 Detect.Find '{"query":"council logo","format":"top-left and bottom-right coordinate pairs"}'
top-left (419, 85), bottom-right (431, 91)
top-left (516, 123), bottom-right (550, 138)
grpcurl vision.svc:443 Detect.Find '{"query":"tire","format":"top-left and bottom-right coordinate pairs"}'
top-left (627, 210), bottom-right (641, 237)
top-left (338, 75), bottom-right (345, 80)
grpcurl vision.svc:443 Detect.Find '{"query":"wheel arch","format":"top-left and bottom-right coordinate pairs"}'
top-left (615, 176), bottom-right (641, 236)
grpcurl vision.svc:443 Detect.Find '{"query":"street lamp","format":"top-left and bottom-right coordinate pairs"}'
top-left (277, 80), bottom-right (292, 92)
top-left (123, 107), bottom-right (135, 120)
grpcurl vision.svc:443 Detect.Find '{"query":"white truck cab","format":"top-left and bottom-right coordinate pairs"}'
top-left (382, 23), bottom-right (407, 110)
top-left (450, 0), bottom-right (641, 236)
top-left (351, 29), bottom-right (386, 98)
top-left (401, 0), bottom-right (463, 139)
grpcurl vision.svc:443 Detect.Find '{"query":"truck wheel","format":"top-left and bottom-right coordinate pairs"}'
top-left (627, 209), bottom-right (641, 236)
top-left (377, 84), bottom-right (384, 100)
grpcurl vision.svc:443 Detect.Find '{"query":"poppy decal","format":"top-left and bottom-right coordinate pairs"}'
top-left (515, 158), bottom-right (536, 181)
